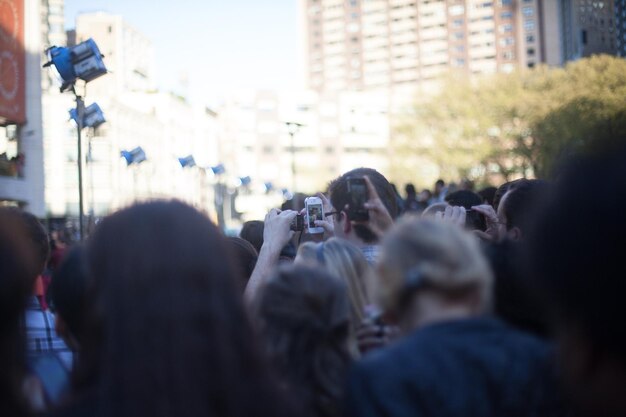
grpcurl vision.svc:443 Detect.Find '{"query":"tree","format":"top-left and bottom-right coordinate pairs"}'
top-left (391, 55), bottom-right (626, 185)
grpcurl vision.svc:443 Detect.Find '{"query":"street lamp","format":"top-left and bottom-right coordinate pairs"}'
top-left (43, 38), bottom-right (107, 240)
top-left (284, 121), bottom-right (304, 192)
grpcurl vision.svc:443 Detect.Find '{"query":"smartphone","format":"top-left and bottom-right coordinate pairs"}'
top-left (305, 196), bottom-right (324, 234)
top-left (347, 177), bottom-right (369, 221)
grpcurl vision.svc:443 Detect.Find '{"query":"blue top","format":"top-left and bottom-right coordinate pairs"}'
top-left (346, 317), bottom-right (565, 417)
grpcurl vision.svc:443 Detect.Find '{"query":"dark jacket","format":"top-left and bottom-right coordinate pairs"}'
top-left (347, 317), bottom-right (565, 417)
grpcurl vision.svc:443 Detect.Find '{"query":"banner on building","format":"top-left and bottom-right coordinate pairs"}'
top-left (0, 0), bottom-right (25, 125)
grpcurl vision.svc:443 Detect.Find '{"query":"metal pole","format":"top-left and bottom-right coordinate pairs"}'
top-left (290, 131), bottom-right (296, 192)
top-left (76, 95), bottom-right (85, 240)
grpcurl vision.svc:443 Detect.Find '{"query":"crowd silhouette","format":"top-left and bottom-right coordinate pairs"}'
top-left (1, 143), bottom-right (625, 417)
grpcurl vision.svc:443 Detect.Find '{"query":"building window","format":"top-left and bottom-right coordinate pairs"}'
top-left (527, 62), bottom-right (536, 68)
top-left (453, 19), bottom-right (464, 27)
top-left (449, 5), bottom-right (465, 16)
top-left (454, 32), bottom-right (464, 39)
top-left (527, 47), bottom-right (535, 56)
top-left (500, 0), bottom-right (512, 4)
top-left (500, 37), bottom-right (515, 46)
top-left (524, 20), bottom-right (535, 31)
top-left (501, 11), bottom-right (513, 19)
top-left (526, 34), bottom-right (535, 42)
top-left (523, 6), bottom-right (534, 16)
top-left (501, 24), bottom-right (513, 32)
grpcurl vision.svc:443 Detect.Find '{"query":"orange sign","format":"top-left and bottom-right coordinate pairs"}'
top-left (0, 0), bottom-right (25, 125)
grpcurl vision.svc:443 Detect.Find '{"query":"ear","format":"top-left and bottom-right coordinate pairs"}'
top-left (507, 226), bottom-right (522, 241)
top-left (341, 212), bottom-right (352, 235)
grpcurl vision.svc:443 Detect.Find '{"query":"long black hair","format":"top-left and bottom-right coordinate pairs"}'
top-left (80, 200), bottom-right (290, 417)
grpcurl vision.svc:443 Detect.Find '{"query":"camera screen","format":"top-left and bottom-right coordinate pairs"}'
top-left (307, 204), bottom-right (323, 228)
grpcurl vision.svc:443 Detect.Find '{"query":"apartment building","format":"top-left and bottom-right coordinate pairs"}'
top-left (302, 0), bottom-right (625, 93)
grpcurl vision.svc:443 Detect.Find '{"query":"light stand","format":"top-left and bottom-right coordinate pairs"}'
top-left (43, 38), bottom-right (107, 240)
top-left (285, 122), bottom-right (304, 193)
top-left (74, 92), bottom-right (86, 240)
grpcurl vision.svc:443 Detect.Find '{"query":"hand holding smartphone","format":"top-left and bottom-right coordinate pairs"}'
top-left (305, 197), bottom-right (324, 234)
top-left (347, 177), bottom-right (369, 221)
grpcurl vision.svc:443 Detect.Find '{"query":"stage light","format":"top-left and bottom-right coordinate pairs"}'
top-left (121, 147), bottom-right (147, 166)
top-left (69, 102), bottom-right (105, 129)
top-left (178, 155), bottom-right (196, 168)
top-left (210, 163), bottom-right (226, 175)
top-left (43, 38), bottom-right (107, 92)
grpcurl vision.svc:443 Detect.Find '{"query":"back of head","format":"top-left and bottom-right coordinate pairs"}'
top-left (0, 207), bottom-right (49, 280)
top-left (255, 264), bottom-right (351, 417)
top-left (85, 200), bottom-right (283, 417)
top-left (527, 146), bottom-right (626, 415)
top-left (296, 238), bottom-right (373, 326)
top-left (378, 218), bottom-right (493, 322)
top-left (405, 183), bottom-right (416, 197)
top-left (0, 213), bottom-right (34, 417)
top-left (240, 220), bottom-right (264, 253)
top-left (478, 186), bottom-right (497, 206)
top-left (500, 179), bottom-right (550, 236)
top-left (329, 168), bottom-right (398, 242)
top-left (48, 245), bottom-right (89, 344)
top-left (493, 179), bottom-right (521, 211)
top-left (445, 190), bottom-right (486, 231)
top-left (227, 236), bottom-right (258, 289)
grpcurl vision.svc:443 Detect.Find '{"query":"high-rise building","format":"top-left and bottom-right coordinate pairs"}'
top-left (302, 0), bottom-right (552, 93)
top-left (302, 0), bottom-right (624, 94)
top-left (617, 0), bottom-right (626, 56)
top-left (561, 0), bottom-right (620, 61)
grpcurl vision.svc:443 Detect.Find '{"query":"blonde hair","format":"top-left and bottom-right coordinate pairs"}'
top-left (296, 238), bottom-right (374, 327)
top-left (421, 202), bottom-right (448, 219)
top-left (377, 218), bottom-right (493, 316)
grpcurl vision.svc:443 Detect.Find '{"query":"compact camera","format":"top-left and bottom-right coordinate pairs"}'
top-left (290, 214), bottom-right (305, 232)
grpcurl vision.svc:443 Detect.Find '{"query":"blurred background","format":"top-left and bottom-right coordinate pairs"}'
top-left (1, 0), bottom-right (625, 236)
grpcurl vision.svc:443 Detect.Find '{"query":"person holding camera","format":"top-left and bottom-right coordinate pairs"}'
top-left (321, 168), bottom-right (397, 265)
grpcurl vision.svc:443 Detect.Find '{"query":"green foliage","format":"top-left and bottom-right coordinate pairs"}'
top-left (392, 55), bottom-right (626, 184)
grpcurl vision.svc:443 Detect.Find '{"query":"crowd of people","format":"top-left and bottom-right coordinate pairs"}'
top-left (1, 143), bottom-right (625, 417)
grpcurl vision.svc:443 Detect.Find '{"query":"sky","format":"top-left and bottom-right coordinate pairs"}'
top-left (64, 0), bottom-right (302, 107)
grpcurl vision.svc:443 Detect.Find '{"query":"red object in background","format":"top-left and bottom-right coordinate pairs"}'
top-left (0, 0), bottom-right (25, 125)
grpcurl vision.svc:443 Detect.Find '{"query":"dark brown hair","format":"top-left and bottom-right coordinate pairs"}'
top-left (0, 212), bottom-right (35, 417)
top-left (329, 168), bottom-right (398, 243)
top-left (82, 200), bottom-right (290, 417)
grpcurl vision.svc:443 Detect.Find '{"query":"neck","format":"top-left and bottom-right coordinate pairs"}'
top-left (402, 299), bottom-right (478, 333)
